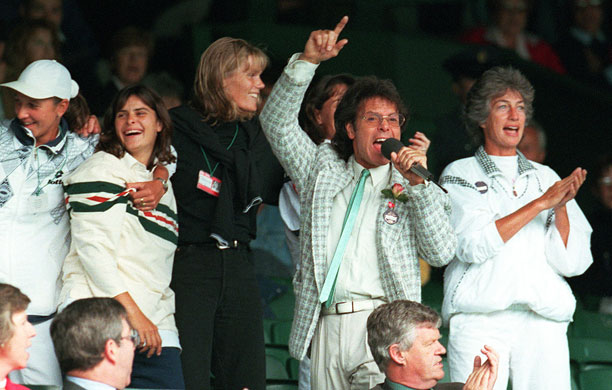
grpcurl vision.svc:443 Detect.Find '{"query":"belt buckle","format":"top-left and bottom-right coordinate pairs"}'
top-left (216, 240), bottom-right (238, 250)
top-left (216, 241), bottom-right (230, 250)
top-left (334, 301), bottom-right (355, 315)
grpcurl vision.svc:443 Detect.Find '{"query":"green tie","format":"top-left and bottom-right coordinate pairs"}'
top-left (319, 168), bottom-right (371, 308)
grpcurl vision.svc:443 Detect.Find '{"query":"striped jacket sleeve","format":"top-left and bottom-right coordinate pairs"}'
top-left (63, 156), bottom-right (131, 298)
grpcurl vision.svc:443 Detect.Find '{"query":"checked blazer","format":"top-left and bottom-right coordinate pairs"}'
top-left (259, 65), bottom-right (457, 360)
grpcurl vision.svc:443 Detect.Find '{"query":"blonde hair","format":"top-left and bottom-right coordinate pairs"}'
top-left (192, 37), bottom-right (268, 124)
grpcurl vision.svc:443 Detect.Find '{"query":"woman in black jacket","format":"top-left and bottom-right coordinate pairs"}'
top-left (169, 37), bottom-right (283, 390)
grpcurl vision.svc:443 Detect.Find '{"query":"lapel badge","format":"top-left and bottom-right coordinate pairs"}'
top-left (475, 181), bottom-right (488, 194)
top-left (383, 201), bottom-right (399, 225)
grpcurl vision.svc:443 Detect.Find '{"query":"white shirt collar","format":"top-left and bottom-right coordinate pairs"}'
top-left (66, 376), bottom-right (116, 390)
top-left (121, 151), bottom-right (156, 173)
top-left (349, 155), bottom-right (391, 188)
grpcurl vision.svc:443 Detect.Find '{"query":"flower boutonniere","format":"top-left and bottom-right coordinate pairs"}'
top-left (381, 183), bottom-right (409, 203)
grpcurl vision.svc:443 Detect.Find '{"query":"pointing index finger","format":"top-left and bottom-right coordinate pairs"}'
top-left (334, 16), bottom-right (349, 35)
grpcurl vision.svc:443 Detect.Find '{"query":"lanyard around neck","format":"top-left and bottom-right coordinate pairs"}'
top-left (200, 124), bottom-right (239, 177)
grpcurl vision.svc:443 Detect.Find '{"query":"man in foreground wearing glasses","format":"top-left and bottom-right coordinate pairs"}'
top-left (50, 298), bottom-right (136, 390)
top-left (260, 17), bottom-right (456, 390)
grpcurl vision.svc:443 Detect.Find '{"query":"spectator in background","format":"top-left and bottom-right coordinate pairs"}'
top-left (0, 284), bottom-right (35, 390)
top-left (144, 71), bottom-right (184, 110)
top-left (433, 46), bottom-right (501, 177)
top-left (461, 0), bottom-right (566, 74)
top-left (19, 0), bottom-right (100, 97)
top-left (570, 155), bottom-right (612, 312)
top-left (0, 21), bottom-right (8, 81)
top-left (19, 0), bottom-right (62, 30)
top-left (91, 26), bottom-right (153, 116)
top-left (589, 156), bottom-right (612, 313)
top-left (556, 0), bottom-right (612, 90)
top-left (517, 119), bottom-right (546, 163)
top-left (3, 19), bottom-right (59, 77)
top-left (50, 298), bottom-right (136, 390)
top-left (1, 19), bottom-right (60, 120)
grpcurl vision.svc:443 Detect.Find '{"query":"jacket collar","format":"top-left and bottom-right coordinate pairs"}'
top-left (475, 145), bottom-right (535, 177)
top-left (383, 378), bottom-right (422, 390)
top-left (12, 117), bottom-right (69, 154)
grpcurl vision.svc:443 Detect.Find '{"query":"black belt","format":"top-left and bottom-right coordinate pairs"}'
top-left (216, 239), bottom-right (251, 250)
top-left (28, 311), bottom-right (57, 325)
top-left (178, 240), bottom-right (248, 251)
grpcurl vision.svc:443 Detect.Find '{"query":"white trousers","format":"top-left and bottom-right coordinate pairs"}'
top-left (448, 309), bottom-right (570, 390)
top-left (9, 319), bottom-right (62, 386)
top-left (311, 309), bottom-right (385, 390)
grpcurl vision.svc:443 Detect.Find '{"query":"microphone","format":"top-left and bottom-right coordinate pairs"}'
top-left (381, 138), bottom-right (434, 181)
top-left (380, 138), bottom-right (447, 193)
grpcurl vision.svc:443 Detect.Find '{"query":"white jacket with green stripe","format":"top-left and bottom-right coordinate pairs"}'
top-left (60, 151), bottom-right (179, 335)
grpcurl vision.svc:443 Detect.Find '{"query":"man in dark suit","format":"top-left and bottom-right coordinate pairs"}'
top-left (367, 300), bottom-right (498, 390)
top-left (50, 298), bottom-right (136, 390)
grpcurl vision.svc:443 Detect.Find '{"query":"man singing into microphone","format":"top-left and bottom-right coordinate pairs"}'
top-left (440, 66), bottom-right (592, 390)
top-left (260, 17), bottom-right (456, 390)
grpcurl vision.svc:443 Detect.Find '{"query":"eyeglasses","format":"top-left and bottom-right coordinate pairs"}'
top-left (361, 112), bottom-right (406, 128)
top-left (120, 329), bottom-right (140, 348)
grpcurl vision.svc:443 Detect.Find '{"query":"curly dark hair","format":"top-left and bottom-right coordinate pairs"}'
top-left (299, 73), bottom-right (355, 145)
top-left (332, 76), bottom-right (409, 161)
top-left (97, 85), bottom-right (175, 168)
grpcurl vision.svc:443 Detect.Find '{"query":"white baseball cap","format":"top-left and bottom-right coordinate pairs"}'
top-left (0, 60), bottom-right (79, 100)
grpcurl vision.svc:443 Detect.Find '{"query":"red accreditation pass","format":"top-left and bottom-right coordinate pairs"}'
top-left (197, 170), bottom-right (221, 197)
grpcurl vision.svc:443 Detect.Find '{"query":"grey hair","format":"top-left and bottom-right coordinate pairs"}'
top-left (51, 298), bottom-right (127, 373)
top-left (367, 300), bottom-right (441, 372)
top-left (464, 66), bottom-right (535, 145)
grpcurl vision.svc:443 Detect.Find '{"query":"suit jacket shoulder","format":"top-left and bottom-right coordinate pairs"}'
top-left (371, 381), bottom-right (464, 390)
top-left (62, 379), bottom-right (89, 390)
top-left (435, 382), bottom-right (464, 389)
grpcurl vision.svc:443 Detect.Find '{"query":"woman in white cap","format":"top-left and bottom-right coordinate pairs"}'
top-left (0, 60), bottom-right (169, 386)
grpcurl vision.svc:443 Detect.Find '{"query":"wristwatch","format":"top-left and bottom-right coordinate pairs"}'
top-left (155, 177), bottom-right (168, 192)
